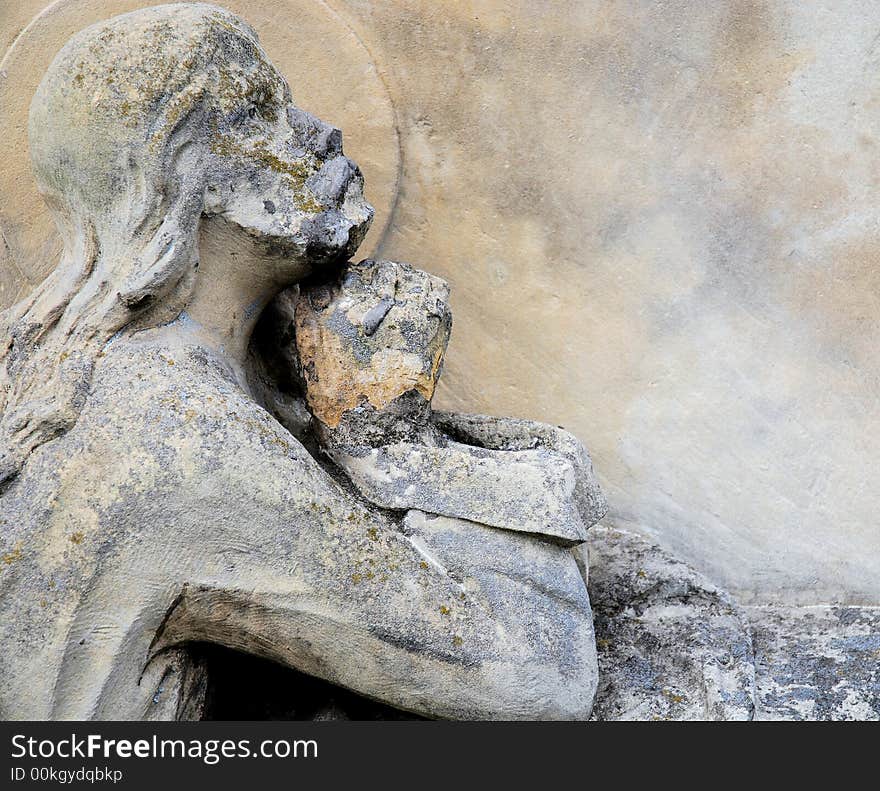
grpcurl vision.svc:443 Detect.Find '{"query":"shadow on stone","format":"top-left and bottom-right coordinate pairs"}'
top-left (198, 644), bottom-right (424, 721)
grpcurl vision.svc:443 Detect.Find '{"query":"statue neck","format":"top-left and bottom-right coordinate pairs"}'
top-left (179, 216), bottom-right (283, 376)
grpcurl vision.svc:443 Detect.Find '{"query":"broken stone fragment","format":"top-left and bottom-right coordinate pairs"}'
top-left (293, 258), bottom-right (452, 429)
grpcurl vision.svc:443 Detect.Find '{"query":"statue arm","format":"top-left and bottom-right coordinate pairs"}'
top-left (431, 410), bottom-right (608, 527)
top-left (320, 411), bottom-right (608, 545)
top-left (151, 424), bottom-right (596, 720)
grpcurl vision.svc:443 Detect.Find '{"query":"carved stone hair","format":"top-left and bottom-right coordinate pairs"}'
top-left (0, 4), bottom-right (287, 485)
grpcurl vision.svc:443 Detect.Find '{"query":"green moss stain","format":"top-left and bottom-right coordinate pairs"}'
top-left (662, 688), bottom-right (687, 704)
top-left (209, 134), bottom-right (323, 213)
top-left (2, 543), bottom-right (23, 565)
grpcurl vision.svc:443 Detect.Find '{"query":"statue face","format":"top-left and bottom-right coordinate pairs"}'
top-left (202, 61), bottom-right (374, 275)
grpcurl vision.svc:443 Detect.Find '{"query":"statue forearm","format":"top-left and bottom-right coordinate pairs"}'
top-left (148, 479), bottom-right (597, 720)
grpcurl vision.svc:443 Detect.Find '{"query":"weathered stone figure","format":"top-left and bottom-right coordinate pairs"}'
top-left (0, 3), bottom-right (606, 720)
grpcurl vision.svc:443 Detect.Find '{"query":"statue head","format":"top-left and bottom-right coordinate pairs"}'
top-left (0, 3), bottom-right (373, 483)
top-left (30, 2), bottom-right (373, 300)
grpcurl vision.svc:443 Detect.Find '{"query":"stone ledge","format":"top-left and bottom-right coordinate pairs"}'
top-left (588, 525), bottom-right (880, 721)
top-left (747, 605), bottom-right (880, 721)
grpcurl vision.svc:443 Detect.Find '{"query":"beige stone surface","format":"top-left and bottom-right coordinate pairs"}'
top-left (3, 1), bottom-right (879, 604)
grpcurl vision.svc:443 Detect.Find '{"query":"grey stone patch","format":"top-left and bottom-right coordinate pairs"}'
top-left (361, 296), bottom-right (394, 336)
top-left (587, 525), bottom-right (756, 721)
top-left (584, 525), bottom-right (879, 721)
top-left (747, 605), bottom-right (880, 721)
top-left (331, 435), bottom-right (593, 545)
top-left (403, 509), bottom-right (599, 712)
top-left (433, 411), bottom-right (608, 538)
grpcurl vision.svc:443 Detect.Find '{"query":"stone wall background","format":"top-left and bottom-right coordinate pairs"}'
top-left (2, 1), bottom-right (878, 604)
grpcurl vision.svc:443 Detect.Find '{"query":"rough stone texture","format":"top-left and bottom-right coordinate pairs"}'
top-left (587, 526), bottom-right (756, 721)
top-left (0, 328), bottom-right (603, 720)
top-left (0, 0), bottom-right (399, 269)
top-left (748, 605), bottom-right (880, 721)
top-left (0, 5), bottom-right (602, 721)
top-left (1, 330), bottom-right (598, 719)
top-left (2, 1), bottom-right (875, 723)
top-left (586, 527), bottom-right (880, 721)
top-left (0, 2), bottom-right (373, 485)
top-left (290, 259), bottom-right (607, 544)
top-left (294, 258), bottom-right (452, 429)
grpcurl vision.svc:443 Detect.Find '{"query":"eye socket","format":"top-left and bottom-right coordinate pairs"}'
top-left (248, 105), bottom-right (258, 120)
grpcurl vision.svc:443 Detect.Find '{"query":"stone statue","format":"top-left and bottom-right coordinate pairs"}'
top-left (0, 3), bottom-right (606, 720)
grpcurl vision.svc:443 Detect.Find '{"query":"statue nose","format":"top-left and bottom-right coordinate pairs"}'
top-left (286, 106), bottom-right (343, 158)
top-left (307, 156), bottom-right (360, 205)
